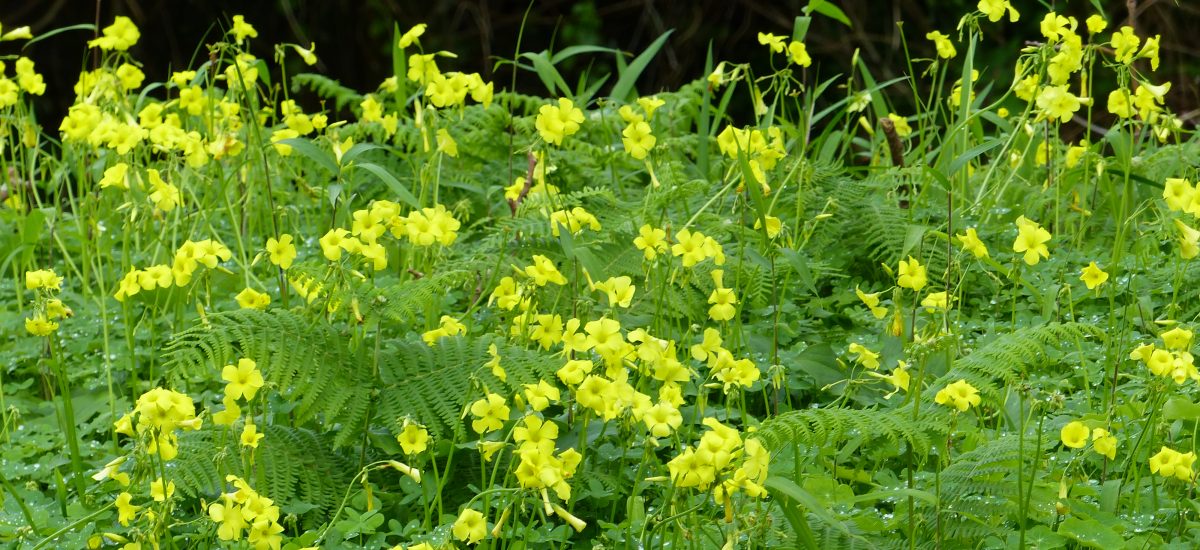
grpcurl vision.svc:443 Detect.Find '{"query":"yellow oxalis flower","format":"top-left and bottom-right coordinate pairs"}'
top-left (1036, 85), bottom-right (1087, 123)
top-left (89, 16), bottom-right (140, 51)
top-left (934, 379), bottom-right (981, 412)
top-left (469, 393), bottom-right (510, 434)
top-left (956, 227), bottom-right (989, 258)
top-left (397, 422), bottom-right (429, 455)
top-left (1012, 216), bottom-right (1051, 265)
top-left (230, 15), bottom-right (258, 43)
top-left (787, 41), bottom-right (811, 67)
top-left (1149, 446), bottom-right (1196, 481)
top-left (222, 358), bottom-right (264, 401)
top-left (535, 98), bottom-right (584, 146)
top-left (634, 224), bottom-right (668, 260)
top-left (1161, 326), bottom-right (1193, 351)
top-left (622, 120), bottom-right (655, 159)
top-left (240, 421), bottom-right (264, 448)
top-left (1079, 261), bottom-right (1109, 290)
top-left (978, 0), bottom-right (1019, 22)
top-left (855, 286), bottom-right (888, 319)
top-left (1060, 420), bottom-right (1089, 448)
top-left (453, 508), bottom-right (487, 544)
top-left (1162, 178), bottom-right (1193, 211)
top-left (235, 287), bottom-right (271, 310)
top-left (926, 31), bottom-right (956, 59)
top-left (1092, 428), bottom-right (1118, 460)
top-left (265, 234), bottom-right (297, 269)
top-left (897, 256), bottom-right (927, 291)
top-left (847, 342), bottom-right (880, 370)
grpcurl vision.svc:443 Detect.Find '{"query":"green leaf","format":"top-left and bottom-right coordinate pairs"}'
top-left (550, 44), bottom-right (620, 65)
top-left (353, 162), bottom-right (420, 209)
top-left (1057, 517), bottom-right (1125, 549)
top-left (1162, 397), bottom-right (1200, 420)
top-left (609, 30), bottom-right (674, 102)
top-left (24, 24), bottom-right (95, 49)
top-left (278, 137), bottom-right (338, 175)
top-left (521, 51), bottom-right (572, 98)
top-left (805, 0), bottom-right (851, 28)
top-left (764, 475), bottom-right (854, 537)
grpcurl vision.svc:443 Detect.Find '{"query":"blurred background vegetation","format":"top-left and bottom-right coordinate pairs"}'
top-left (10, 0), bottom-right (1199, 135)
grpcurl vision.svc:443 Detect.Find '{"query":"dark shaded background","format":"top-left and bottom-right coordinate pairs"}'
top-left (7, 0), bottom-right (1199, 133)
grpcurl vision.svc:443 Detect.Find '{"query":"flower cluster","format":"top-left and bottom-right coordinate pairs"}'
top-left (24, 269), bottom-right (70, 336)
top-left (1129, 325), bottom-right (1198, 385)
top-left (207, 475), bottom-right (286, 548)
top-left (115, 239), bottom-right (232, 301)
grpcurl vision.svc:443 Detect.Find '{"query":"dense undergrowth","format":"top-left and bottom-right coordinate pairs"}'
top-left (2, 1), bottom-right (1199, 548)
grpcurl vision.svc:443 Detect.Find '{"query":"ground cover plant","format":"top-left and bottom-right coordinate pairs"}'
top-left (2, 1), bottom-right (1199, 548)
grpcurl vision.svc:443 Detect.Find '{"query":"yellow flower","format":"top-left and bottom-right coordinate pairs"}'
top-left (868, 361), bottom-right (910, 394)
top-left (452, 508), bottom-right (487, 544)
top-left (921, 291), bottom-right (949, 312)
top-left (1036, 85), bottom-right (1087, 123)
top-left (116, 492), bottom-right (140, 526)
top-left (756, 32), bottom-right (785, 53)
top-left (398, 23), bottom-right (427, 48)
top-left (397, 422), bottom-right (429, 455)
top-left (926, 31), bottom-right (956, 59)
top-left (99, 163), bottom-right (130, 190)
top-left (535, 98), bottom-right (584, 146)
top-left (643, 401), bottom-right (682, 437)
top-left (1079, 262), bottom-right (1109, 290)
top-left (1149, 446), bottom-right (1196, 481)
top-left (897, 256), bottom-right (927, 291)
top-left (855, 286), bottom-right (888, 319)
top-left (422, 315), bottom-right (466, 345)
top-left (88, 16), bottom-right (140, 51)
top-left (594, 276), bottom-right (636, 309)
top-left (621, 120), bottom-right (655, 159)
top-left (1012, 216), bottom-right (1051, 265)
top-left (290, 43), bottom-right (317, 66)
top-left (787, 41), bottom-right (811, 67)
top-left (1137, 34), bottom-right (1161, 71)
top-left (319, 228), bottom-right (350, 261)
top-left (26, 269), bottom-right (63, 291)
top-left (1060, 421), bottom-right (1089, 448)
top-left (1092, 428), bottom-right (1117, 460)
top-left (235, 287), bottom-right (271, 310)
top-left (0, 26), bottom-right (32, 41)
top-left (707, 270), bottom-right (737, 321)
top-left (556, 358), bottom-right (593, 386)
top-left (1176, 219), bottom-right (1200, 259)
top-left (847, 343), bottom-right (880, 370)
top-left (265, 234), bottom-right (297, 269)
top-left (230, 15), bottom-right (258, 43)
top-left (886, 113), bottom-right (912, 137)
top-left (1111, 26), bottom-right (1140, 64)
top-left (634, 224), bottom-right (668, 260)
top-left (436, 128), bottom-right (458, 157)
top-left (637, 96), bottom-right (665, 118)
top-left (933, 379), bottom-right (981, 412)
top-left (469, 393), bottom-right (510, 434)
top-left (513, 415), bottom-right (559, 454)
top-left (240, 421), bottom-right (264, 448)
top-left (523, 380), bottom-right (560, 411)
top-left (212, 395), bottom-right (241, 426)
top-left (1162, 178), bottom-right (1194, 212)
top-left (222, 358), bottom-right (264, 401)
top-left (1086, 14), bottom-right (1108, 35)
top-left (150, 477), bottom-right (175, 502)
top-left (525, 255), bottom-right (567, 286)
top-left (956, 227), bottom-right (989, 258)
top-left (25, 315), bottom-right (59, 336)
top-left (667, 446), bottom-right (716, 489)
top-left (977, 0), bottom-right (1019, 22)
top-left (1161, 326), bottom-right (1193, 351)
